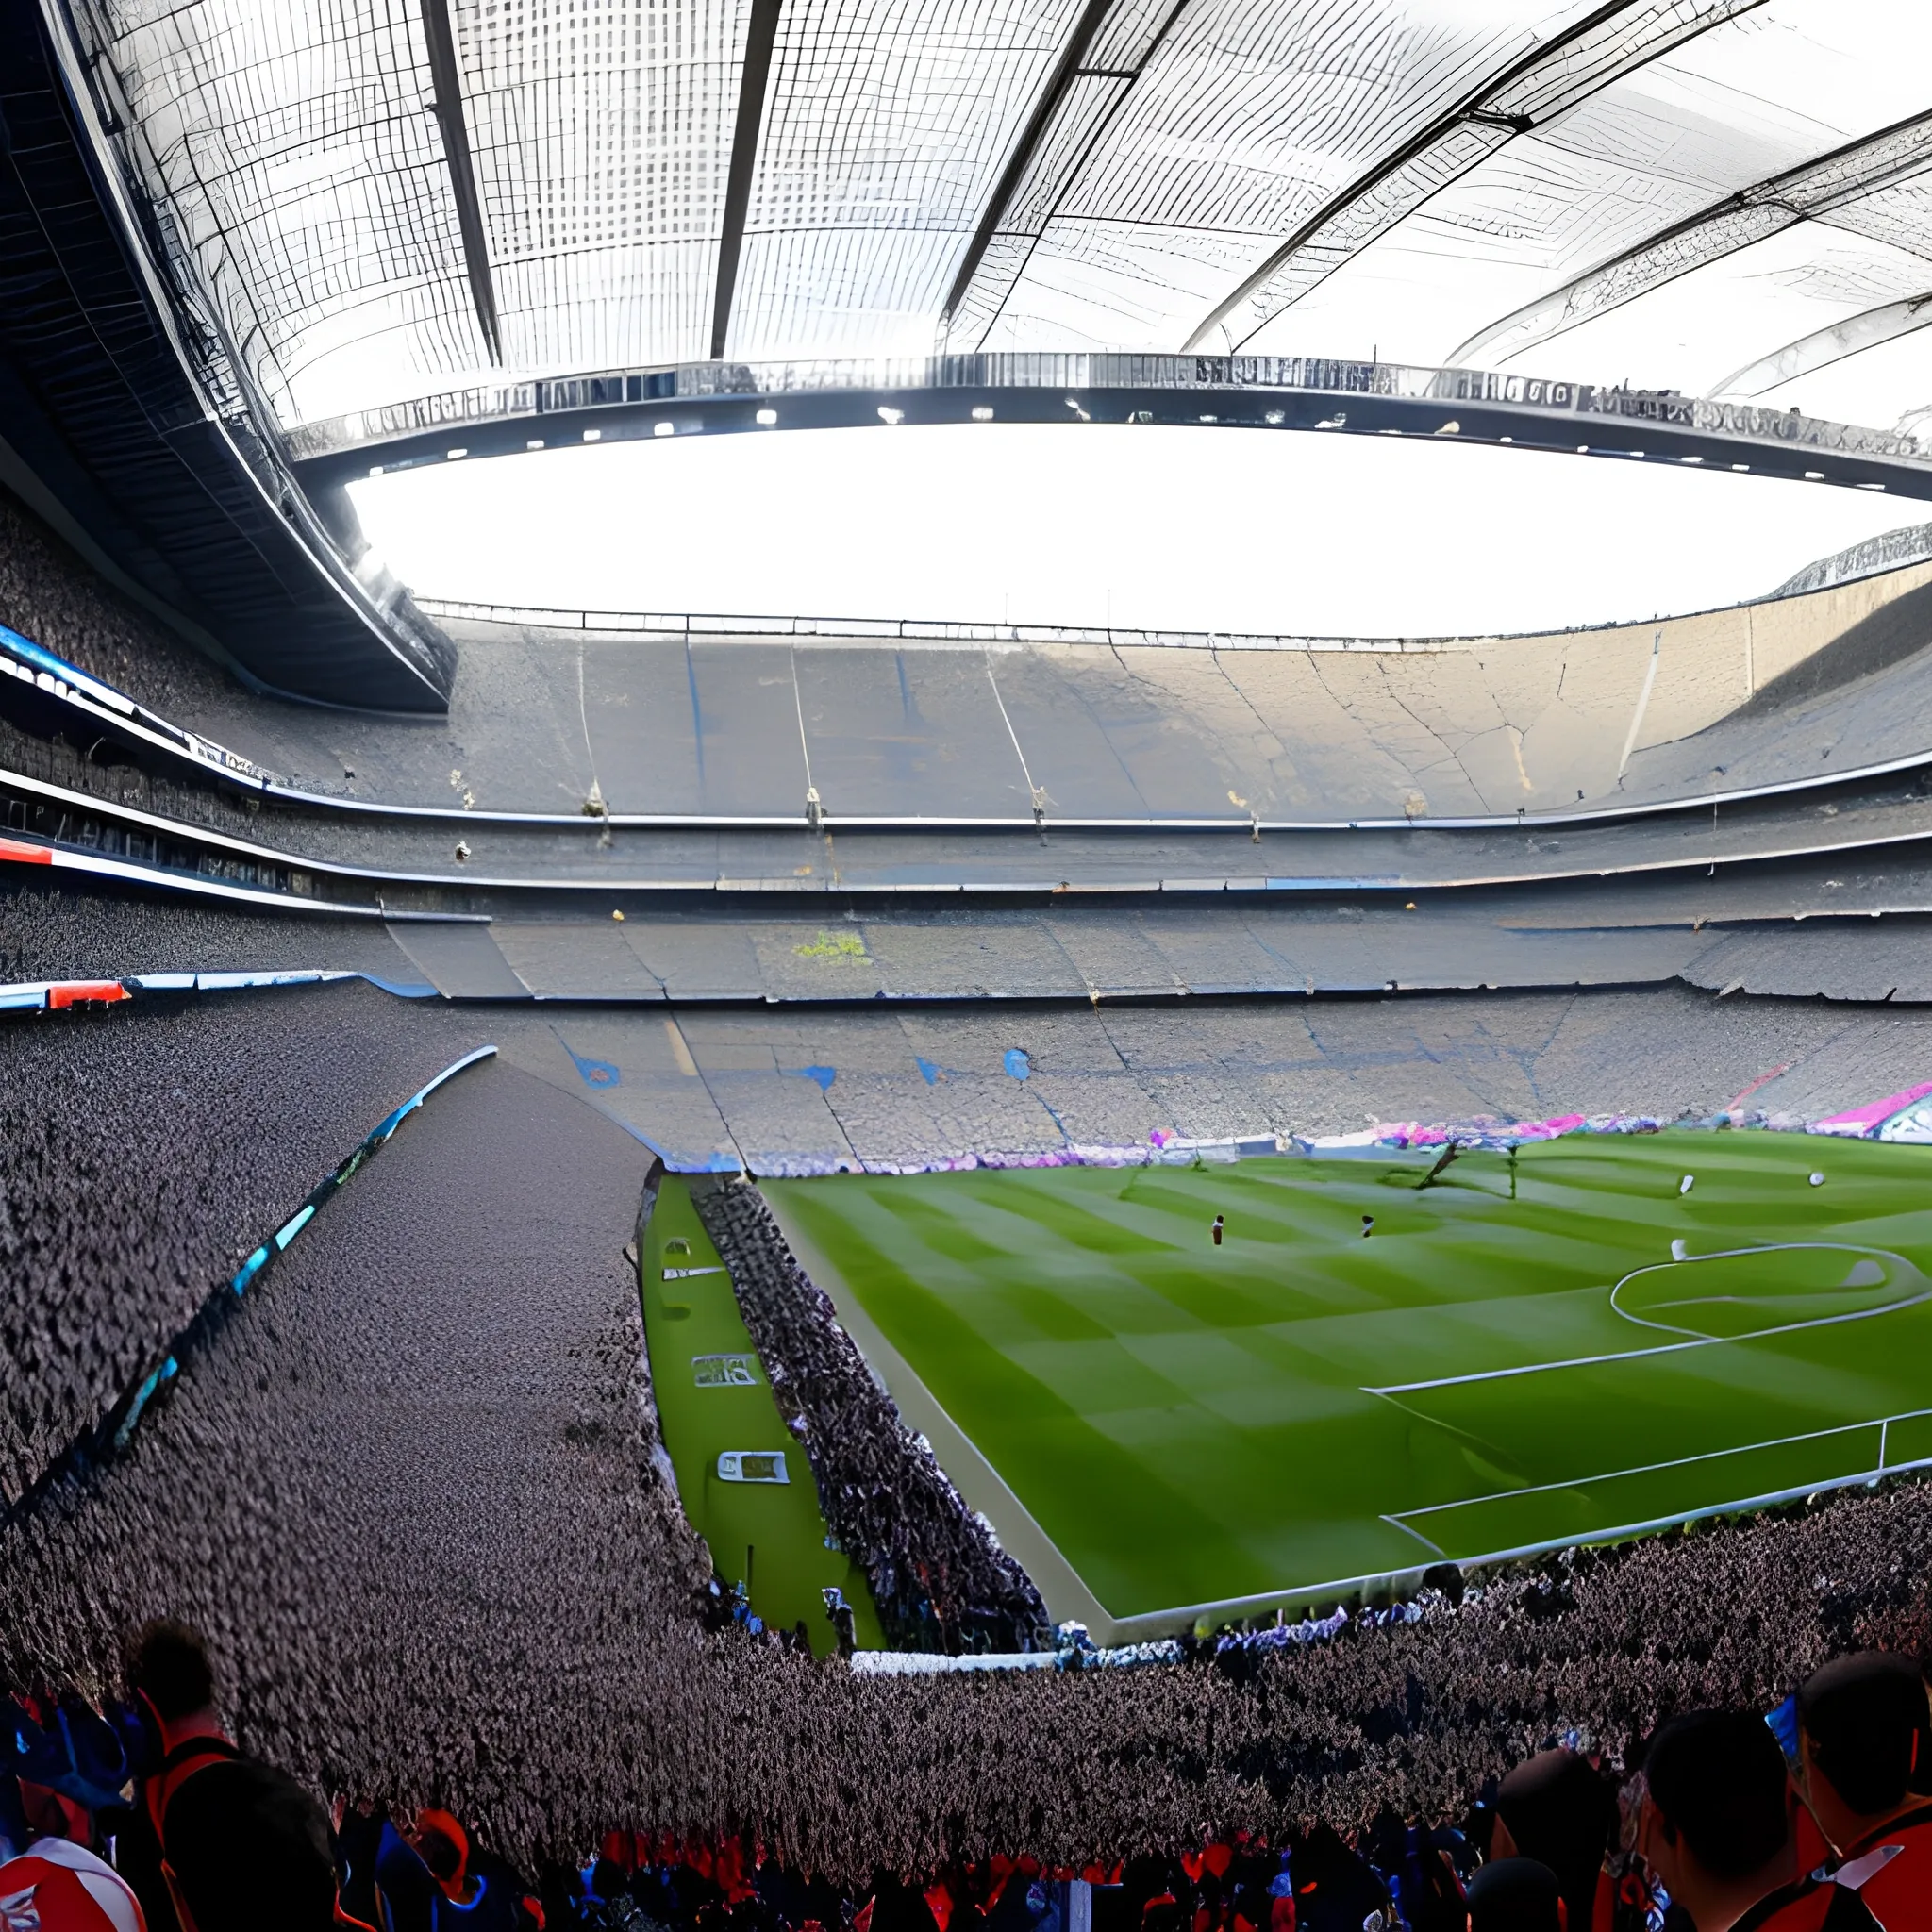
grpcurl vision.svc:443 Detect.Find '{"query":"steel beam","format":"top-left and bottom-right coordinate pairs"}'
top-left (420, 0), bottom-right (501, 364)
top-left (711, 0), bottom-right (784, 359)
top-left (1452, 107), bottom-right (1932, 369)
top-left (941, 0), bottom-right (1117, 331)
top-left (1185, 0), bottom-right (1767, 354)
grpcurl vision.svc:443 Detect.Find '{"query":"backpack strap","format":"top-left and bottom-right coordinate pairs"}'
top-left (1847, 1803), bottom-right (1932, 1857)
top-left (144, 1734), bottom-right (243, 1849)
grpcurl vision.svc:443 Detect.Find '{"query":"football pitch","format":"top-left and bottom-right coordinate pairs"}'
top-left (762, 1132), bottom-right (1932, 1635)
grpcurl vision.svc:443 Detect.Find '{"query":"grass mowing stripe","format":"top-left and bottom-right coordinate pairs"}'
top-left (765, 1132), bottom-right (1932, 1625)
top-left (772, 1187), bottom-right (1267, 1611)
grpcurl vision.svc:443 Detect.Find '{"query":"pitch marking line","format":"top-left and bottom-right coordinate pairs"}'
top-left (1368, 1244), bottom-right (1929, 1395)
top-left (1385, 1406), bottom-right (1932, 1528)
top-left (1382, 1515), bottom-right (1449, 1557)
top-left (1608, 1242), bottom-right (1918, 1338)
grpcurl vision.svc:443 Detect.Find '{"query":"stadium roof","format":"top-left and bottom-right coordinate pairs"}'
top-left (83, 0), bottom-right (1932, 437)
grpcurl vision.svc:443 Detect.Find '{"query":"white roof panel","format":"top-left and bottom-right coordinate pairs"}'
top-left (82, 0), bottom-right (1932, 434)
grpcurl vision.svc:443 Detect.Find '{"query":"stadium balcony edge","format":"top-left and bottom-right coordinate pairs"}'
top-left (0, 3), bottom-right (454, 714)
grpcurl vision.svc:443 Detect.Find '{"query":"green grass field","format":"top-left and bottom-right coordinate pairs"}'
top-left (763, 1133), bottom-right (1932, 1627)
top-left (641, 1177), bottom-right (882, 1655)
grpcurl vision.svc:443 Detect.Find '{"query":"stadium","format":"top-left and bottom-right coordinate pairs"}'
top-left (3, 1), bottom-right (1932, 1925)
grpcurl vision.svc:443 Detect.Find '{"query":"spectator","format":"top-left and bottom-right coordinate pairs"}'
top-left (1638, 1711), bottom-right (1793, 1932)
top-left (119, 1619), bottom-right (348, 1932)
top-left (1264, 1863), bottom-right (1296, 1932)
top-left (335, 1798), bottom-right (386, 1926)
top-left (2, 1693), bottom-right (125, 1866)
top-left (372, 1807), bottom-right (541, 1930)
top-left (0, 1833), bottom-right (147, 1930)
top-left (1383, 1823), bottom-right (1467, 1932)
top-left (1792, 1653), bottom-right (1932, 1929)
top-left (1490, 1749), bottom-right (1616, 1932)
top-left (1285, 1825), bottom-right (1388, 1932)
top-left (1467, 1860), bottom-right (1563, 1932)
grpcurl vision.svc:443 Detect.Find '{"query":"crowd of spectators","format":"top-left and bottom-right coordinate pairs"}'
top-left (0, 976), bottom-right (481, 1508)
top-left (4, 1620), bottom-right (1927, 1932)
top-left (0, 885), bottom-right (402, 988)
top-left (0, 491), bottom-right (240, 724)
top-left (9, 1003), bottom-right (1932, 1874)
top-left (692, 1176), bottom-right (1049, 1654)
top-left (0, 486), bottom-right (290, 841)
top-left (0, 483), bottom-right (447, 857)
top-left (10, 473), bottom-right (1932, 1921)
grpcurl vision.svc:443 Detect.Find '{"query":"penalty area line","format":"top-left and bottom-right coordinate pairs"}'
top-left (1389, 1407), bottom-right (1932, 1524)
top-left (1373, 1455), bottom-right (1932, 1586)
top-left (1382, 1515), bottom-right (1448, 1557)
top-left (1367, 1289), bottom-right (1932, 1395)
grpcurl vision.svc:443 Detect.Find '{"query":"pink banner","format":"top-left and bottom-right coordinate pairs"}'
top-left (1810, 1080), bottom-right (1932, 1138)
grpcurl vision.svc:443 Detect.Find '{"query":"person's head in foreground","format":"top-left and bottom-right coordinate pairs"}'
top-left (1795, 1651), bottom-right (1930, 1856)
top-left (1491, 1747), bottom-right (1616, 1932)
top-left (1640, 1710), bottom-right (1793, 1932)
top-left (414, 1807), bottom-right (478, 1904)
top-left (125, 1619), bottom-right (216, 1738)
top-left (1467, 1859), bottom-right (1565, 1932)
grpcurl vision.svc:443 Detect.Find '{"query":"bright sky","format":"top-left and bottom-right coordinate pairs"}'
top-left (349, 424), bottom-right (1924, 639)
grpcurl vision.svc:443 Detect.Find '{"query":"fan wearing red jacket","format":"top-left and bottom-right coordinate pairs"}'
top-left (1787, 1654), bottom-right (1932, 1932)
